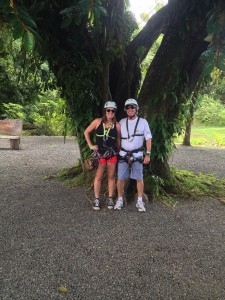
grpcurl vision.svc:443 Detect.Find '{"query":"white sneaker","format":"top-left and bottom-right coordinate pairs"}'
top-left (136, 201), bottom-right (146, 212)
top-left (93, 198), bottom-right (100, 211)
top-left (114, 199), bottom-right (123, 210)
top-left (107, 197), bottom-right (114, 209)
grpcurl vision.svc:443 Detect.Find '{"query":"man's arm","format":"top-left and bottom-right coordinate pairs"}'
top-left (146, 138), bottom-right (151, 153)
top-left (143, 138), bottom-right (151, 164)
top-left (116, 122), bottom-right (121, 152)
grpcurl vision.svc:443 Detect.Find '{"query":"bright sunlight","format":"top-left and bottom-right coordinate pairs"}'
top-left (129, 0), bottom-right (168, 22)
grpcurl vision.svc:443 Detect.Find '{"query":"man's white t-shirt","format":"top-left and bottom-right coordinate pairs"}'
top-left (119, 117), bottom-right (152, 158)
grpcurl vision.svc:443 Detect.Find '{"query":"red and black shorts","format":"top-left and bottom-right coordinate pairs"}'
top-left (99, 155), bottom-right (117, 165)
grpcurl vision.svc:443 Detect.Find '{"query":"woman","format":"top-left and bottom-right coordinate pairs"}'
top-left (84, 101), bottom-right (121, 211)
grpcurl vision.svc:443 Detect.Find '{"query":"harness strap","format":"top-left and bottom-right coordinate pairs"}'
top-left (120, 146), bottom-right (144, 154)
top-left (102, 147), bottom-right (117, 158)
top-left (123, 116), bottom-right (140, 142)
top-left (118, 155), bottom-right (143, 164)
top-left (119, 146), bottom-right (144, 164)
top-left (96, 123), bottom-right (115, 140)
top-left (92, 147), bottom-right (117, 162)
top-left (121, 134), bottom-right (144, 139)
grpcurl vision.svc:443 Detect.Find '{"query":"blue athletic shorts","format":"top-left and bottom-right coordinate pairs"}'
top-left (117, 160), bottom-right (143, 180)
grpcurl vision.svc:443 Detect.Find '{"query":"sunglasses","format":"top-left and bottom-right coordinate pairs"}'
top-left (106, 109), bottom-right (116, 113)
top-left (125, 105), bottom-right (135, 110)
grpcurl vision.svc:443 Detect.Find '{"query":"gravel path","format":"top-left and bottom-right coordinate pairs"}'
top-left (0, 137), bottom-right (225, 300)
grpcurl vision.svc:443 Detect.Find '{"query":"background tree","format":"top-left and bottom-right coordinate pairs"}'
top-left (0, 28), bottom-right (41, 117)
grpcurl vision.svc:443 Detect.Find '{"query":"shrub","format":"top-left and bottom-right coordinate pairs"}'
top-left (2, 90), bottom-right (70, 136)
top-left (194, 95), bottom-right (225, 126)
top-left (2, 103), bottom-right (26, 120)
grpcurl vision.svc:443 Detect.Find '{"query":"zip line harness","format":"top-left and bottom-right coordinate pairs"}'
top-left (91, 147), bottom-right (117, 169)
top-left (90, 123), bottom-right (116, 167)
top-left (121, 117), bottom-right (143, 142)
top-left (96, 123), bottom-right (115, 145)
top-left (119, 116), bottom-right (144, 165)
top-left (118, 147), bottom-right (144, 165)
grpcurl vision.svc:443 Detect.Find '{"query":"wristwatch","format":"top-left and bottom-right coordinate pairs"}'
top-left (146, 151), bottom-right (151, 156)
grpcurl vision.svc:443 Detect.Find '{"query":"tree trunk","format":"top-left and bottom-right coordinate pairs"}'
top-left (182, 118), bottom-right (192, 146)
top-left (110, 3), bottom-right (170, 119)
top-left (138, 0), bottom-right (211, 179)
top-left (182, 69), bottom-right (204, 146)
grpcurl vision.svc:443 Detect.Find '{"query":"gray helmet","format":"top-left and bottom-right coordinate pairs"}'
top-left (124, 98), bottom-right (139, 109)
top-left (104, 101), bottom-right (117, 110)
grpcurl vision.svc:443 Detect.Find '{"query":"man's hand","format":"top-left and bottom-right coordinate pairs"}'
top-left (143, 155), bottom-right (150, 164)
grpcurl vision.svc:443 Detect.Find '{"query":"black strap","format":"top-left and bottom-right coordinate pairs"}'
top-left (102, 147), bottom-right (117, 158)
top-left (118, 155), bottom-right (143, 164)
top-left (120, 146), bottom-right (144, 153)
top-left (121, 134), bottom-right (144, 139)
top-left (126, 116), bottom-right (140, 140)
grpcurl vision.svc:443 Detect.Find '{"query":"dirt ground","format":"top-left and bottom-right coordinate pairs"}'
top-left (0, 137), bottom-right (224, 300)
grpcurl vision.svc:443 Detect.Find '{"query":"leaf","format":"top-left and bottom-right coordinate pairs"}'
top-left (11, 20), bottom-right (24, 39)
top-left (61, 17), bottom-right (73, 28)
top-left (58, 286), bottom-right (68, 293)
top-left (17, 7), bottom-right (37, 29)
top-left (204, 34), bottom-right (213, 42)
top-left (22, 31), bottom-right (35, 52)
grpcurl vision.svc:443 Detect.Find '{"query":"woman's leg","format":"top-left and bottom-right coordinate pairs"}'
top-left (107, 162), bottom-right (116, 197)
top-left (94, 163), bottom-right (106, 198)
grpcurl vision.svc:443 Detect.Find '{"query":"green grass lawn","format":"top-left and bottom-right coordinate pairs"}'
top-left (175, 126), bottom-right (225, 147)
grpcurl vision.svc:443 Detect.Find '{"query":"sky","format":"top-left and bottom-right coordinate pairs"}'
top-left (129, 0), bottom-right (168, 23)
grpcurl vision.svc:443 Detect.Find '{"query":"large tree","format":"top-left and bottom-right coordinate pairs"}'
top-left (1, 0), bottom-right (225, 184)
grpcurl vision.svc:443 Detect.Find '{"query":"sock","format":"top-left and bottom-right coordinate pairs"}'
top-left (137, 197), bottom-right (143, 203)
top-left (118, 196), bottom-right (123, 202)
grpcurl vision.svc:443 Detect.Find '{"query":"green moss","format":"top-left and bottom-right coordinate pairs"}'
top-left (169, 168), bottom-right (225, 200)
top-left (144, 167), bottom-right (225, 205)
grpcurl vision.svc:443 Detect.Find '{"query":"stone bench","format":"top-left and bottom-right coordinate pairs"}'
top-left (0, 119), bottom-right (22, 150)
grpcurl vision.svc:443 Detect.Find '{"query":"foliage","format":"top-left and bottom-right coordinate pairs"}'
top-left (0, 28), bottom-right (56, 118)
top-left (2, 103), bottom-right (25, 119)
top-left (209, 69), bottom-right (225, 104)
top-left (169, 168), bottom-right (225, 202)
top-left (0, 27), bottom-right (66, 136)
top-left (28, 0), bottom-right (138, 160)
top-left (31, 90), bottom-right (68, 136)
top-left (0, 0), bottom-right (39, 51)
top-left (144, 168), bottom-right (165, 200)
top-left (145, 167), bottom-right (225, 205)
top-left (56, 163), bottom-right (87, 187)
top-left (3, 89), bottom-right (69, 136)
top-left (175, 126), bottom-right (225, 147)
top-left (194, 94), bottom-right (225, 126)
top-left (201, 1), bottom-right (225, 74)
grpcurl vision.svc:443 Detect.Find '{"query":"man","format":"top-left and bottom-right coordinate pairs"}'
top-left (114, 99), bottom-right (152, 212)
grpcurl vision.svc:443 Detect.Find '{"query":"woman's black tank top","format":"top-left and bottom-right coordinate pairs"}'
top-left (95, 122), bottom-right (117, 154)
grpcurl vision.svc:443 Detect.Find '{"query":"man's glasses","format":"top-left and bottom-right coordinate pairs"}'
top-left (125, 106), bottom-right (135, 110)
top-left (106, 109), bottom-right (116, 113)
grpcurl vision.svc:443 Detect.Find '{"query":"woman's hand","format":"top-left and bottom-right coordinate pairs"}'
top-left (91, 145), bottom-right (98, 151)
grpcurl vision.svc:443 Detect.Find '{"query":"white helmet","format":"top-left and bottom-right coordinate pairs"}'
top-left (124, 98), bottom-right (138, 109)
top-left (104, 101), bottom-right (117, 110)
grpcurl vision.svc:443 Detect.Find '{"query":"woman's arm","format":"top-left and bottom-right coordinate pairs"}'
top-left (84, 118), bottom-right (101, 151)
